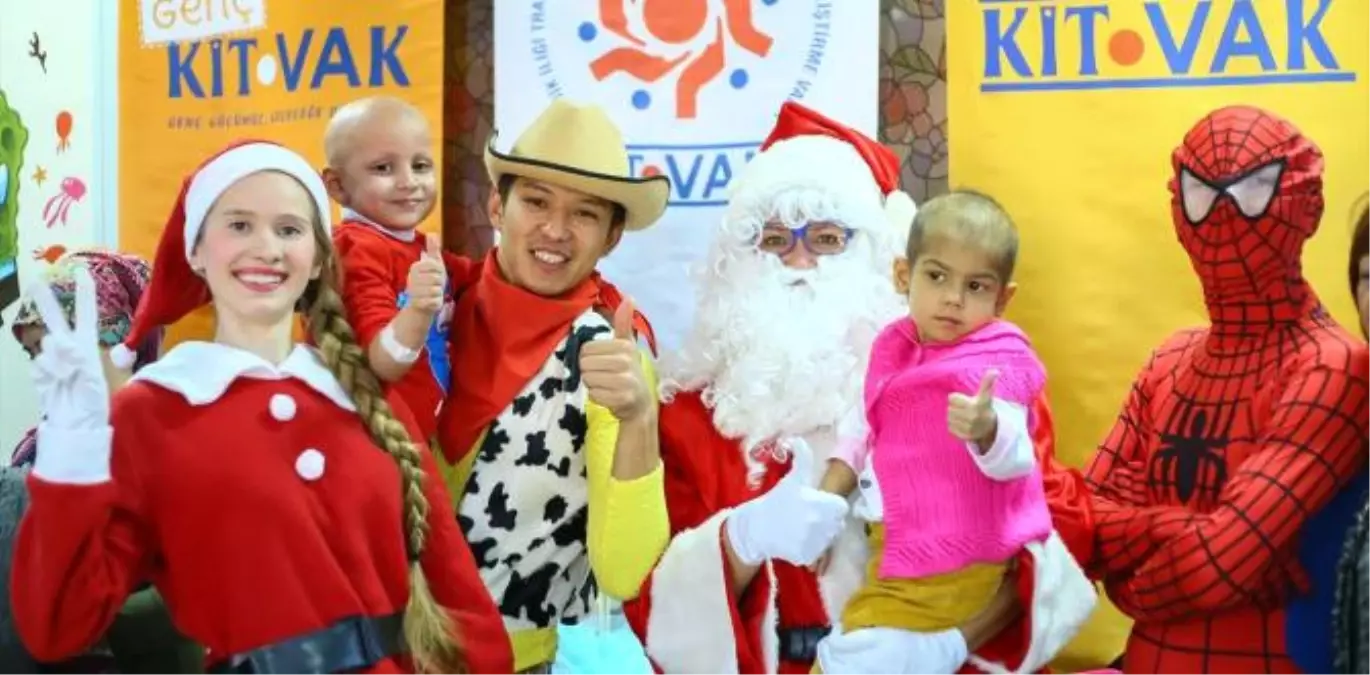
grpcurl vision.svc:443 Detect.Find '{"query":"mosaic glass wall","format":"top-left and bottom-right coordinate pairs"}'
top-left (441, 0), bottom-right (949, 256)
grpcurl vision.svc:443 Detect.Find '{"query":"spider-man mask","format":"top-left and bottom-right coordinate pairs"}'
top-left (1169, 106), bottom-right (1325, 319)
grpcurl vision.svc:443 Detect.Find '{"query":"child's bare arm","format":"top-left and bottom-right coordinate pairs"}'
top-left (827, 404), bottom-right (870, 498)
top-left (819, 459), bottom-right (858, 498)
top-left (368, 306), bottom-right (436, 382)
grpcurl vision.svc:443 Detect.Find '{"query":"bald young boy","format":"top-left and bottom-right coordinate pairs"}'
top-left (324, 96), bottom-right (452, 440)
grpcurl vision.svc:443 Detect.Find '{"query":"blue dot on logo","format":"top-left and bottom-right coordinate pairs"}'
top-left (578, 22), bottom-right (597, 42)
top-left (730, 69), bottom-right (749, 89)
top-left (762, 0), bottom-right (779, 5)
top-left (631, 90), bottom-right (651, 110)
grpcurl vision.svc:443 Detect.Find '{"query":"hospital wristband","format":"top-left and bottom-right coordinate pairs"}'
top-left (380, 323), bottom-right (422, 364)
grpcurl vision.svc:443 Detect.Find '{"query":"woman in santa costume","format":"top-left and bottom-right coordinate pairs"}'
top-left (9, 140), bottom-right (512, 674)
top-left (623, 102), bottom-right (1099, 674)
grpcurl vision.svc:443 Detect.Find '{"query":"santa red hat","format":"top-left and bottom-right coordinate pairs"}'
top-left (108, 140), bottom-right (332, 369)
top-left (730, 101), bottom-right (917, 241)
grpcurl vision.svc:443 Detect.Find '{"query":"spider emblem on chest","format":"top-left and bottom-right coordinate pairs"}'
top-left (1150, 400), bottom-right (1232, 506)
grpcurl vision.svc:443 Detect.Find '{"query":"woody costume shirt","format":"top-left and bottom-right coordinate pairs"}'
top-left (11, 141), bottom-right (511, 674)
top-left (622, 102), bottom-right (1099, 675)
top-left (433, 100), bottom-right (670, 672)
top-left (334, 208), bottom-right (454, 441)
top-left (1084, 106), bottom-right (1369, 673)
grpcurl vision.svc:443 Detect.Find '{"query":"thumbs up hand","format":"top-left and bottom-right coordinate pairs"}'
top-left (405, 236), bottom-right (447, 314)
top-left (947, 369), bottom-right (1000, 450)
top-left (579, 299), bottom-right (652, 422)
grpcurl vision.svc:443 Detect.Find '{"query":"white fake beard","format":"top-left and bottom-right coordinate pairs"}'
top-left (662, 242), bottom-right (905, 460)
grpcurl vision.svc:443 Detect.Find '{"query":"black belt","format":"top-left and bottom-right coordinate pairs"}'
top-left (208, 613), bottom-right (406, 674)
top-left (777, 625), bottom-right (830, 664)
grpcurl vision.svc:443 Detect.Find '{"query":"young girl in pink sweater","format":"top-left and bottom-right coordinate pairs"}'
top-left (819, 190), bottom-right (1053, 642)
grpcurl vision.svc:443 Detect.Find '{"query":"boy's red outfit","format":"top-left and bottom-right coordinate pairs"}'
top-left (334, 213), bottom-right (453, 440)
top-left (1085, 106), bottom-right (1369, 672)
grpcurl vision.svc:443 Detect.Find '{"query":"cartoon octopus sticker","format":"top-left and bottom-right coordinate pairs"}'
top-left (55, 111), bottom-right (72, 153)
top-left (42, 176), bottom-right (85, 227)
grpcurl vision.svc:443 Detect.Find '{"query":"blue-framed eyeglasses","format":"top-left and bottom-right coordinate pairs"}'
top-left (755, 222), bottom-right (855, 256)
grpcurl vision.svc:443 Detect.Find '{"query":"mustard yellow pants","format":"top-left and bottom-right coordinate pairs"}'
top-left (812, 526), bottom-right (1009, 673)
top-left (842, 524), bottom-right (1007, 632)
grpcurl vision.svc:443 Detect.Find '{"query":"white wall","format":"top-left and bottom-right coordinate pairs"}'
top-left (0, 1), bottom-right (119, 457)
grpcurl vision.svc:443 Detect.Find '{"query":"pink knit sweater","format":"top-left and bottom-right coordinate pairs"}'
top-left (866, 317), bottom-right (1052, 579)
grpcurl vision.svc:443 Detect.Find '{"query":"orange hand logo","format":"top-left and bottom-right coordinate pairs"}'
top-left (584, 0), bottom-right (774, 119)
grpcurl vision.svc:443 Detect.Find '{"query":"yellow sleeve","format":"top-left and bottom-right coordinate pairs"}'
top-left (431, 431), bottom-right (483, 511)
top-left (584, 350), bottom-right (669, 600)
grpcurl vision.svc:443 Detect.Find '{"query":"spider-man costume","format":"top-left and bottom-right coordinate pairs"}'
top-left (1084, 106), bottom-right (1369, 673)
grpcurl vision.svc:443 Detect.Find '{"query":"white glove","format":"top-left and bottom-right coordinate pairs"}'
top-left (816, 626), bottom-right (969, 674)
top-left (725, 437), bottom-right (849, 566)
top-left (28, 268), bottom-right (114, 485)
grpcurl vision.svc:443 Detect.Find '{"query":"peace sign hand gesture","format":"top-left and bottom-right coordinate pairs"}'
top-left (28, 267), bottom-right (111, 431)
top-left (947, 369), bottom-right (999, 451)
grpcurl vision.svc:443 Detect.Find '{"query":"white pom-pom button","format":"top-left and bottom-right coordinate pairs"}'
top-left (108, 343), bottom-right (136, 370)
top-left (268, 393), bottom-right (297, 422)
top-left (295, 449), bottom-right (325, 481)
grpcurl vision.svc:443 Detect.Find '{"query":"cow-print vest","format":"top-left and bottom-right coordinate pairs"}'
top-left (456, 308), bottom-right (609, 631)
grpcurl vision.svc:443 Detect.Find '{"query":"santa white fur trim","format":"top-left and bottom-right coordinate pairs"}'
top-left (183, 143), bottom-right (332, 261)
top-left (645, 509), bottom-right (782, 674)
top-left (730, 136), bottom-right (887, 233)
top-left (967, 530), bottom-right (1097, 674)
top-left (884, 190), bottom-right (917, 242)
top-left (818, 516), bottom-right (869, 626)
top-left (761, 562), bottom-right (780, 674)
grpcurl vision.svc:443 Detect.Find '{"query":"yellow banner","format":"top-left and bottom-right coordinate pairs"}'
top-left (948, 0), bottom-right (1368, 667)
top-left (118, 0), bottom-right (445, 345)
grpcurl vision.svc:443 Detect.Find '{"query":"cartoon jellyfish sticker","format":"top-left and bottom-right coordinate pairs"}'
top-left (43, 176), bottom-right (85, 228)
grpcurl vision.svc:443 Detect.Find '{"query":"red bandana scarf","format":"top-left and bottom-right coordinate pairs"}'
top-left (437, 249), bottom-right (655, 463)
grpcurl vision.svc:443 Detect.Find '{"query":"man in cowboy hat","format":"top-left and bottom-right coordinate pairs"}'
top-left (433, 99), bottom-right (671, 673)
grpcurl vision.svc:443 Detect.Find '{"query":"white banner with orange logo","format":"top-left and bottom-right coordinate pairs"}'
top-left (493, 1), bottom-right (879, 348)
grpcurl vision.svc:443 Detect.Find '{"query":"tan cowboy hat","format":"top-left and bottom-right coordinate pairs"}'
top-left (485, 99), bottom-right (670, 231)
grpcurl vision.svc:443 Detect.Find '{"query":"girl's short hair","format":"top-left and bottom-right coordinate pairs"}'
top-left (905, 189), bottom-right (1019, 283)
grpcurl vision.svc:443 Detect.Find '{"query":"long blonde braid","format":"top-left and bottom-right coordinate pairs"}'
top-left (302, 235), bottom-right (466, 674)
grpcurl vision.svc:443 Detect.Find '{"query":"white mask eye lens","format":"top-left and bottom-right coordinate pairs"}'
top-left (1180, 169), bottom-right (1221, 224)
top-left (1225, 162), bottom-right (1282, 219)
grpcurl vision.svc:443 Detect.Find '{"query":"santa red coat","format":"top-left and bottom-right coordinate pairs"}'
top-left (10, 343), bottom-right (512, 673)
top-left (623, 389), bottom-right (1097, 674)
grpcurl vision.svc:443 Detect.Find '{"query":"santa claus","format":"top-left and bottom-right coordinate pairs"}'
top-left (622, 102), bottom-right (1098, 674)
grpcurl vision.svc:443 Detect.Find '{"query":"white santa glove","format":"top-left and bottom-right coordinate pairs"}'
top-left (28, 268), bottom-right (114, 485)
top-left (725, 437), bottom-right (849, 566)
top-left (816, 626), bottom-right (969, 674)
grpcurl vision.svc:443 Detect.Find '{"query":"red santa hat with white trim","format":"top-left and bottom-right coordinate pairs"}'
top-left (727, 101), bottom-right (916, 249)
top-left (108, 139), bottom-right (332, 369)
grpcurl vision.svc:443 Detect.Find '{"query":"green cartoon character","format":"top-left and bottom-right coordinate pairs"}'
top-left (0, 90), bottom-right (28, 314)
